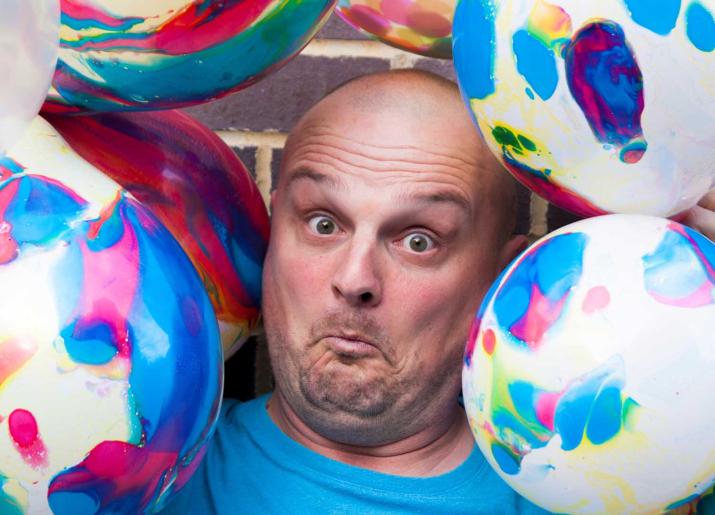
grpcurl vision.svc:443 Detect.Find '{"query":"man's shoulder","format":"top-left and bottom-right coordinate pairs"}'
top-left (217, 394), bottom-right (267, 429)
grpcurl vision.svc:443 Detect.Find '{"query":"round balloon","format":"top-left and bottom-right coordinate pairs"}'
top-left (463, 214), bottom-right (715, 514)
top-left (0, 117), bottom-right (222, 514)
top-left (453, 0), bottom-right (715, 218)
top-left (43, 0), bottom-right (336, 113)
top-left (0, 1), bottom-right (59, 155)
top-left (46, 110), bottom-right (270, 360)
top-left (336, 0), bottom-right (455, 57)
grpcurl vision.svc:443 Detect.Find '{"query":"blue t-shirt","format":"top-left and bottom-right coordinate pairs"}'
top-left (160, 394), bottom-right (549, 514)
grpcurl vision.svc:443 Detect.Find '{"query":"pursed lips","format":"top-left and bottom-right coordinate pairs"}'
top-left (322, 333), bottom-right (381, 358)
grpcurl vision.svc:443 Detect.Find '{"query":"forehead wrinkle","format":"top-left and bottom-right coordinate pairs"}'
top-left (285, 167), bottom-right (346, 192)
top-left (290, 124), bottom-right (480, 171)
top-left (285, 142), bottom-right (477, 195)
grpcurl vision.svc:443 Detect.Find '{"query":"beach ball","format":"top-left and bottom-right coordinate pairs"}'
top-left (0, 1), bottom-right (59, 155)
top-left (47, 110), bottom-right (270, 360)
top-left (462, 214), bottom-right (715, 514)
top-left (44, 0), bottom-right (336, 113)
top-left (336, 0), bottom-right (455, 57)
top-left (453, 0), bottom-right (715, 217)
top-left (0, 117), bottom-right (222, 514)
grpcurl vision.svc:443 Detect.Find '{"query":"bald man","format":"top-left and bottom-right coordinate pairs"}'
top-left (160, 69), bottom-right (546, 513)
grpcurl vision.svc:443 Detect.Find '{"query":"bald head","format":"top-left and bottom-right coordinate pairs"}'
top-left (280, 70), bottom-right (518, 242)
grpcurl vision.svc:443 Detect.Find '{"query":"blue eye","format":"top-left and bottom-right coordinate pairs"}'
top-left (308, 215), bottom-right (337, 235)
top-left (402, 232), bottom-right (435, 253)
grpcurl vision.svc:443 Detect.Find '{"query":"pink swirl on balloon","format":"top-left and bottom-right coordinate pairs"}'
top-left (407, 9), bottom-right (451, 37)
top-left (582, 286), bottom-right (611, 314)
top-left (0, 340), bottom-right (38, 389)
top-left (502, 150), bottom-right (608, 218)
top-left (8, 409), bottom-right (48, 469)
top-left (61, 193), bottom-right (138, 369)
top-left (344, 5), bottom-right (392, 35)
top-left (62, 0), bottom-right (275, 55)
top-left (0, 180), bottom-right (20, 264)
top-left (380, 0), bottom-right (412, 24)
top-left (61, 1), bottom-right (143, 30)
top-left (48, 440), bottom-right (180, 510)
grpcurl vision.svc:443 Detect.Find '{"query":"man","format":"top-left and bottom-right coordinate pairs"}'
top-left (162, 70), bottom-right (714, 514)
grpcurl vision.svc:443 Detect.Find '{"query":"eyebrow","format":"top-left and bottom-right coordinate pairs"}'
top-left (286, 167), bottom-right (472, 216)
top-left (401, 190), bottom-right (472, 217)
top-left (285, 168), bottom-right (345, 191)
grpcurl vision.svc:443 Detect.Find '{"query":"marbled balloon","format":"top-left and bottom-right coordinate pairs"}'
top-left (453, 0), bottom-right (715, 217)
top-left (463, 215), bottom-right (715, 514)
top-left (47, 110), bottom-right (270, 359)
top-left (44, 0), bottom-right (336, 112)
top-left (0, 117), bottom-right (222, 514)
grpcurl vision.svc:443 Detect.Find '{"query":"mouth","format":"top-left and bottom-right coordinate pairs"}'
top-left (323, 334), bottom-right (380, 358)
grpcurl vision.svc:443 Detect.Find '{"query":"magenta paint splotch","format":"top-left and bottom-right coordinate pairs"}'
top-left (565, 21), bottom-right (648, 164)
top-left (492, 232), bottom-right (588, 350)
top-left (501, 151), bottom-right (609, 217)
top-left (8, 409), bottom-right (48, 469)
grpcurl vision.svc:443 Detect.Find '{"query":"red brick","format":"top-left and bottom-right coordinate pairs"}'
top-left (271, 149), bottom-right (284, 192)
top-left (232, 146), bottom-right (258, 179)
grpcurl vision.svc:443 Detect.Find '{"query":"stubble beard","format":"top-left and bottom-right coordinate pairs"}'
top-left (266, 314), bottom-right (464, 446)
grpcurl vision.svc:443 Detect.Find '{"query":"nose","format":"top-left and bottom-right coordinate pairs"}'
top-left (331, 238), bottom-right (382, 308)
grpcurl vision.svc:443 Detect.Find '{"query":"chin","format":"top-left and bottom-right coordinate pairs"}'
top-left (300, 366), bottom-right (394, 419)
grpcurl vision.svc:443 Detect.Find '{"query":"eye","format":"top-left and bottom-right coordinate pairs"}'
top-left (401, 232), bottom-right (435, 253)
top-left (308, 215), bottom-right (338, 235)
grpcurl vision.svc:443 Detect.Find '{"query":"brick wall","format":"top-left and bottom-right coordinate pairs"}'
top-left (184, 13), bottom-right (579, 399)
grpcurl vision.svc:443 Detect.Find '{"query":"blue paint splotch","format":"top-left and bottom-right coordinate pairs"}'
top-left (623, 0), bottom-right (682, 35)
top-left (554, 356), bottom-right (628, 451)
top-left (643, 222), bottom-right (715, 307)
top-left (686, 2), bottom-right (715, 52)
top-left (0, 175), bottom-right (88, 265)
top-left (486, 356), bottom-right (638, 476)
top-left (492, 232), bottom-right (588, 350)
top-left (453, 0), bottom-right (497, 100)
top-left (512, 29), bottom-right (559, 100)
top-left (565, 21), bottom-right (648, 164)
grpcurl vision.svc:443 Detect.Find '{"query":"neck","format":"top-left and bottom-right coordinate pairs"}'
top-left (266, 388), bottom-right (474, 477)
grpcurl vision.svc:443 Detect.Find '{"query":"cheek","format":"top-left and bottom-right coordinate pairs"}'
top-left (262, 240), bottom-right (333, 332)
top-left (389, 265), bottom-right (492, 346)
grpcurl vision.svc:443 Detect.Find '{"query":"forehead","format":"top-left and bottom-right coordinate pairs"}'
top-left (279, 107), bottom-right (486, 207)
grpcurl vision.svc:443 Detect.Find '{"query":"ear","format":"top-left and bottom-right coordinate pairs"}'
top-left (498, 234), bottom-right (528, 271)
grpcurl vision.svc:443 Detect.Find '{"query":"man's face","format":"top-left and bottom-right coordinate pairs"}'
top-left (262, 101), bottom-right (509, 445)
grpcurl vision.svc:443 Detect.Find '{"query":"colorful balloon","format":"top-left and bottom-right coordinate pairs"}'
top-left (0, 117), bottom-right (222, 514)
top-left (0, 1), bottom-right (59, 154)
top-left (44, 0), bottom-right (336, 113)
top-left (47, 110), bottom-right (270, 360)
top-left (453, 0), bottom-right (715, 218)
top-left (463, 214), bottom-right (715, 514)
top-left (336, 0), bottom-right (455, 57)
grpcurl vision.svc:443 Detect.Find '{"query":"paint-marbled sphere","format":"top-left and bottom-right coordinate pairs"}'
top-left (463, 214), bottom-right (715, 514)
top-left (336, 0), bottom-right (455, 57)
top-left (0, 117), bottom-right (223, 514)
top-left (43, 0), bottom-right (336, 113)
top-left (453, 0), bottom-right (715, 217)
top-left (0, 1), bottom-right (59, 155)
top-left (46, 110), bottom-right (270, 360)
